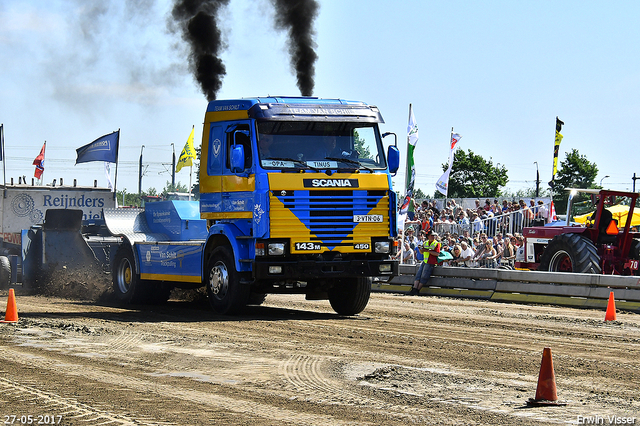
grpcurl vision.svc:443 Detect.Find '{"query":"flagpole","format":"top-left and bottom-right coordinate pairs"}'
top-left (189, 164), bottom-right (193, 201)
top-left (113, 129), bottom-right (120, 201)
top-left (400, 104), bottom-right (414, 265)
top-left (405, 104), bottom-right (412, 197)
top-left (1, 124), bottom-right (6, 197)
top-left (446, 127), bottom-right (453, 202)
top-left (41, 141), bottom-right (46, 185)
top-left (549, 118), bottom-right (563, 221)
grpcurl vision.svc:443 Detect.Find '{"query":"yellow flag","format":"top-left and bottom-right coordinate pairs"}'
top-left (552, 117), bottom-right (564, 178)
top-left (176, 126), bottom-right (196, 173)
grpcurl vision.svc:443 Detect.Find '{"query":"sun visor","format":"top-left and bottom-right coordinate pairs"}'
top-left (248, 103), bottom-right (384, 123)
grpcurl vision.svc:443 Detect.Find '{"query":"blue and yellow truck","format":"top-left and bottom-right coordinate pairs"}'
top-left (107, 97), bottom-right (400, 315)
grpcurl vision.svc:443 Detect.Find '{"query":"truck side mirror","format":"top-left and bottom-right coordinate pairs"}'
top-left (387, 145), bottom-right (400, 175)
top-left (230, 144), bottom-right (245, 173)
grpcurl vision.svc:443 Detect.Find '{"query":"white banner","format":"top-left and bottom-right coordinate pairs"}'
top-left (435, 132), bottom-right (461, 197)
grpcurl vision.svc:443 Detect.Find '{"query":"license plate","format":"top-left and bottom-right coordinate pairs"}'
top-left (295, 242), bottom-right (321, 251)
top-left (353, 215), bottom-right (383, 223)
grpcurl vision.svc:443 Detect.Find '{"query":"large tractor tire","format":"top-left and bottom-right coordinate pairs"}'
top-left (112, 244), bottom-right (150, 304)
top-left (628, 238), bottom-right (640, 275)
top-left (0, 256), bottom-right (11, 289)
top-left (328, 277), bottom-right (372, 316)
top-left (205, 246), bottom-right (249, 315)
top-left (538, 233), bottom-right (601, 274)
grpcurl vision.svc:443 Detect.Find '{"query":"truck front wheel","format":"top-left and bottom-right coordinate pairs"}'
top-left (328, 277), bottom-right (372, 316)
top-left (113, 244), bottom-right (149, 303)
top-left (538, 233), bottom-right (601, 273)
top-left (206, 247), bottom-right (249, 315)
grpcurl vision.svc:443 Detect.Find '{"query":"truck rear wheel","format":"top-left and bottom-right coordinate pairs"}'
top-left (328, 277), bottom-right (371, 316)
top-left (206, 247), bottom-right (249, 315)
top-left (538, 233), bottom-right (601, 273)
top-left (112, 244), bottom-right (149, 304)
top-left (0, 256), bottom-right (11, 289)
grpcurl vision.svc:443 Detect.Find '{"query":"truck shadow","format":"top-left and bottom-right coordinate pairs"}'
top-left (22, 298), bottom-right (364, 324)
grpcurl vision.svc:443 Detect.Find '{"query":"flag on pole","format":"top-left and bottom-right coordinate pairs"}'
top-left (176, 126), bottom-right (196, 173)
top-left (76, 130), bottom-right (119, 164)
top-left (552, 117), bottom-right (564, 178)
top-left (549, 201), bottom-right (558, 223)
top-left (33, 142), bottom-right (46, 179)
top-left (435, 132), bottom-right (461, 196)
top-left (105, 162), bottom-right (113, 190)
top-left (405, 105), bottom-right (418, 195)
top-left (400, 105), bottom-right (418, 215)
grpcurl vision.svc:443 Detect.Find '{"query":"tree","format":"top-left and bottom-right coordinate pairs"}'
top-left (551, 148), bottom-right (599, 213)
top-left (413, 188), bottom-right (426, 199)
top-left (190, 146), bottom-right (201, 197)
top-left (501, 186), bottom-right (551, 199)
top-left (353, 130), bottom-right (372, 160)
top-left (444, 149), bottom-right (509, 198)
top-left (162, 181), bottom-right (190, 195)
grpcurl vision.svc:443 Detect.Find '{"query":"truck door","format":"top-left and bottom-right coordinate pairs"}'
top-left (221, 122), bottom-right (254, 217)
top-left (200, 124), bottom-right (224, 219)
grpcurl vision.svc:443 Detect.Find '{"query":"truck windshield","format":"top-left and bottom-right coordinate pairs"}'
top-left (257, 121), bottom-right (386, 171)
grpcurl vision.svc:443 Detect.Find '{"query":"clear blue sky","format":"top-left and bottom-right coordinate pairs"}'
top-left (1, 0), bottom-right (639, 196)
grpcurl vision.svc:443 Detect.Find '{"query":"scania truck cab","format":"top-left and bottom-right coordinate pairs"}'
top-left (110, 97), bottom-right (400, 316)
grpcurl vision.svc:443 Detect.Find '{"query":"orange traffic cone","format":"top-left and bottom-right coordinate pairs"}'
top-left (1, 288), bottom-right (18, 323)
top-left (605, 291), bottom-right (617, 322)
top-left (527, 347), bottom-right (566, 406)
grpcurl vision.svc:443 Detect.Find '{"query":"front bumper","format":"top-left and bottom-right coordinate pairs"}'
top-left (253, 257), bottom-right (398, 281)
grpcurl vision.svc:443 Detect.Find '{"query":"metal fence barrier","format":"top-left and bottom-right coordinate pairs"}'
top-left (373, 265), bottom-right (640, 313)
top-left (429, 201), bottom-right (552, 237)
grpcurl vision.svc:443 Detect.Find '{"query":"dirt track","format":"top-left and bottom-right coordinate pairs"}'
top-left (0, 287), bottom-right (639, 425)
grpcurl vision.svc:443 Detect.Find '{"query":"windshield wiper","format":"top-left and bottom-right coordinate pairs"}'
top-left (265, 157), bottom-right (321, 172)
top-left (324, 157), bottom-right (373, 172)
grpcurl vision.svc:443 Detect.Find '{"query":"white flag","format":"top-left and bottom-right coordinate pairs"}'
top-left (105, 162), bottom-right (113, 190)
top-left (435, 132), bottom-right (461, 197)
top-left (407, 108), bottom-right (419, 147)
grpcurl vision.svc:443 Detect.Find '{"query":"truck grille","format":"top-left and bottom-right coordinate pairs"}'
top-left (270, 189), bottom-right (388, 250)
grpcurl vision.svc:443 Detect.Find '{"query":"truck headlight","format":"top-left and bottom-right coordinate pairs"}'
top-left (374, 241), bottom-right (390, 253)
top-left (379, 264), bottom-right (392, 272)
top-left (268, 243), bottom-right (285, 256)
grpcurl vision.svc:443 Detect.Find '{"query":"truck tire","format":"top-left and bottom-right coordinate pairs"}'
top-left (112, 244), bottom-right (149, 304)
top-left (0, 256), bottom-right (11, 289)
top-left (538, 233), bottom-right (602, 274)
top-left (206, 246), bottom-right (249, 315)
top-left (328, 277), bottom-right (371, 316)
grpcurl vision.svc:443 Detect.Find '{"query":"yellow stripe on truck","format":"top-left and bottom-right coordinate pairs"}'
top-left (268, 172), bottom-right (390, 253)
top-left (268, 172), bottom-right (389, 190)
top-left (200, 174), bottom-right (256, 193)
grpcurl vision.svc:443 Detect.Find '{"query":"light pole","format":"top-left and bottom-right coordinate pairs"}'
top-left (138, 145), bottom-right (145, 196)
top-left (600, 175), bottom-right (610, 187)
top-left (171, 143), bottom-right (176, 189)
top-left (534, 162), bottom-right (540, 197)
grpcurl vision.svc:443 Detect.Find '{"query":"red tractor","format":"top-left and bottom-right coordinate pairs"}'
top-left (515, 189), bottom-right (640, 275)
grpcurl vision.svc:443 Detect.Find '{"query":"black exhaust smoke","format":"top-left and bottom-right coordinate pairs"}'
top-left (171, 0), bottom-right (230, 101)
top-left (271, 0), bottom-right (319, 97)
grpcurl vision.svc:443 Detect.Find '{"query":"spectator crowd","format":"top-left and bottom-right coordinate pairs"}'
top-left (395, 198), bottom-right (551, 268)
